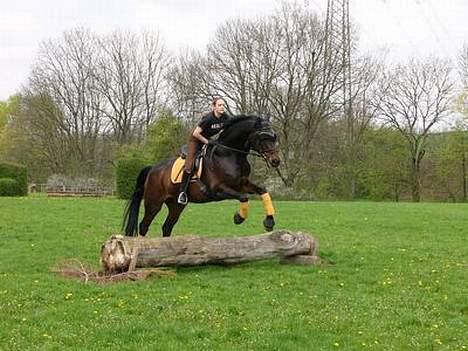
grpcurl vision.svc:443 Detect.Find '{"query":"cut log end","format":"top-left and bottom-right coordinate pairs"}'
top-left (100, 235), bottom-right (133, 273)
top-left (101, 230), bottom-right (320, 273)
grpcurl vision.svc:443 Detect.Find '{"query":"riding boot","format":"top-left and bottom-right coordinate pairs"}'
top-left (177, 170), bottom-right (191, 205)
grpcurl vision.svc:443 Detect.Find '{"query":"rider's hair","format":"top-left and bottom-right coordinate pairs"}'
top-left (212, 96), bottom-right (225, 106)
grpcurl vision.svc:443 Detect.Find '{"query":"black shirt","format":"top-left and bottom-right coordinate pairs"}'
top-left (197, 112), bottom-right (230, 139)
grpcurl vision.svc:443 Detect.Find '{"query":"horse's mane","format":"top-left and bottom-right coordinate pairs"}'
top-left (217, 115), bottom-right (260, 142)
top-left (223, 115), bottom-right (259, 130)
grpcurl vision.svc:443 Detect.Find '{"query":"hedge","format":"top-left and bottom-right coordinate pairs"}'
top-left (115, 158), bottom-right (149, 199)
top-left (0, 178), bottom-right (18, 196)
top-left (0, 162), bottom-right (28, 196)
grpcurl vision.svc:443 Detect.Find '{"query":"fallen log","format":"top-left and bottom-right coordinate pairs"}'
top-left (101, 230), bottom-right (319, 273)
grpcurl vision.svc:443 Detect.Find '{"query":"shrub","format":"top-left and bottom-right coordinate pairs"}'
top-left (0, 178), bottom-right (18, 196)
top-left (115, 158), bottom-right (149, 199)
top-left (0, 162), bottom-right (28, 196)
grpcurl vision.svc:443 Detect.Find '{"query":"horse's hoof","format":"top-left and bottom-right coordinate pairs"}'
top-left (263, 216), bottom-right (275, 231)
top-left (233, 212), bottom-right (245, 225)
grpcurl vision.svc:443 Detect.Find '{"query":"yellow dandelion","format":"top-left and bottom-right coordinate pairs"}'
top-left (333, 342), bottom-right (339, 347)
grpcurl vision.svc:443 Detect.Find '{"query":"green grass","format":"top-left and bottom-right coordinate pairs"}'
top-left (0, 196), bottom-right (467, 350)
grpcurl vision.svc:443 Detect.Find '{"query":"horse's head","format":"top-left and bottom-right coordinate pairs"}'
top-left (218, 115), bottom-right (281, 167)
top-left (250, 117), bottom-right (281, 168)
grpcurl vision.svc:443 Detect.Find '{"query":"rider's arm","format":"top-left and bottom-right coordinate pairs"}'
top-left (192, 126), bottom-right (209, 144)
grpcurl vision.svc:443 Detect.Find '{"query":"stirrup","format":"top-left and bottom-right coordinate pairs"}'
top-left (177, 192), bottom-right (188, 205)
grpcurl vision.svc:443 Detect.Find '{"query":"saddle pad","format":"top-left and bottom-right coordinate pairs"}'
top-left (170, 157), bottom-right (203, 184)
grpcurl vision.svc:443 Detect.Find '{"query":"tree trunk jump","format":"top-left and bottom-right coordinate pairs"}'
top-left (101, 230), bottom-right (319, 273)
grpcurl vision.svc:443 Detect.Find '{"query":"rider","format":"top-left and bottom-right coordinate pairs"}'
top-left (177, 97), bottom-right (231, 205)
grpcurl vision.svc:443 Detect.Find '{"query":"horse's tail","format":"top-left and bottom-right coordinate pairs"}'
top-left (122, 166), bottom-right (152, 236)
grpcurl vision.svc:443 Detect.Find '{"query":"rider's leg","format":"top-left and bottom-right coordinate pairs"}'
top-left (177, 170), bottom-right (191, 205)
top-left (178, 138), bottom-right (198, 205)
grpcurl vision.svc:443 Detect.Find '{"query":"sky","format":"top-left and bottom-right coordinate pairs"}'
top-left (0, 0), bottom-right (467, 100)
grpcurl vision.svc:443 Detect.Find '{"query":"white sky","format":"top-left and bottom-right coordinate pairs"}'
top-left (0, 0), bottom-right (467, 100)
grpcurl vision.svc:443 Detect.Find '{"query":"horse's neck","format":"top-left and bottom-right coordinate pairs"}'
top-left (219, 121), bottom-right (254, 150)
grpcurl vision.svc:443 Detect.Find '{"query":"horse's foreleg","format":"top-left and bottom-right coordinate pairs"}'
top-left (234, 195), bottom-right (249, 225)
top-left (241, 180), bottom-right (276, 231)
top-left (162, 200), bottom-right (185, 237)
top-left (214, 185), bottom-right (249, 225)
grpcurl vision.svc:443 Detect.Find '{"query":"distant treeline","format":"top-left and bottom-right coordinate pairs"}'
top-left (0, 3), bottom-right (467, 202)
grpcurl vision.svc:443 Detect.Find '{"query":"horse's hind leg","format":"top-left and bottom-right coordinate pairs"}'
top-left (161, 199), bottom-right (185, 237)
top-left (139, 201), bottom-right (163, 237)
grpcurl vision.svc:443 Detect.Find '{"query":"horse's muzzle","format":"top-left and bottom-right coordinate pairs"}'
top-left (269, 157), bottom-right (280, 168)
top-left (261, 147), bottom-right (280, 168)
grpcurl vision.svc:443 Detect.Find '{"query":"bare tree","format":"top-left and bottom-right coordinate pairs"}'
top-left (168, 51), bottom-right (214, 126)
top-left (376, 57), bottom-right (454, 201)
top-left (340, 54), bottom-right (385, 197)
top-left (94, 31), bottom-right (170, 144)
top-left (28, 28), bottom-right (104, 176)
top-left (139, 32), bottom-right (171, 131)
top-left (22, 28), bottom-right (170, 180)
top-left (459, 43), bottom-right (468, 89)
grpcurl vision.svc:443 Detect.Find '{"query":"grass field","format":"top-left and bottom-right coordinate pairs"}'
top-left (0, 195), bottom-right (467, 350)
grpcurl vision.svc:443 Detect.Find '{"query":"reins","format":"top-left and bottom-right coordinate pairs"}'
top-left (212, 143), bottom-right (263, 158)
top-left (206, 143), bottom-right (262, 171)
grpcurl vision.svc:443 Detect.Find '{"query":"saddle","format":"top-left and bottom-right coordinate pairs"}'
top-left (170, 145), bottom-right (205, 184)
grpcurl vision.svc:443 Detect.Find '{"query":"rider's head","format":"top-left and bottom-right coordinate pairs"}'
top-left (212, 97), bottom-right (226, 117)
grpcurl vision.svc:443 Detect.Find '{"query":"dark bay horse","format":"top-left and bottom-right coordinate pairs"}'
top-left (123, 115), bottom-right (281, 237)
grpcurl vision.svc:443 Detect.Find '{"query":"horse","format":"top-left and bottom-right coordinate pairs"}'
top-left (122, 115), bottom-right (281, 237)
